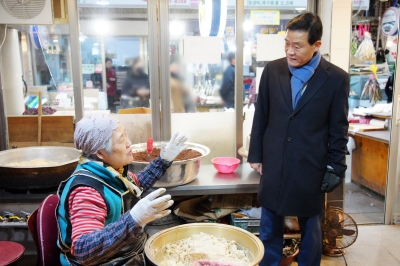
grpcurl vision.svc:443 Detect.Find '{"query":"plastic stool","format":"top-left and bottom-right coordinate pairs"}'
top-left (0, 241), bottom-right (25, 266)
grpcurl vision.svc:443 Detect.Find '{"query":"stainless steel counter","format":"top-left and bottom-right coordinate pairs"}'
top-left (148, 163), bottom-right (261, 196)
top-left (354, 130), bottom-right (391, 144)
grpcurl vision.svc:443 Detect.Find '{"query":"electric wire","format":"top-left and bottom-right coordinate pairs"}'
top-left (340, 249), bottom-right (348, 266)
top-left (0, 25), bottom-right (7, 51)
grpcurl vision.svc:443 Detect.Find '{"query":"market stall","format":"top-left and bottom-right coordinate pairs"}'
top-left (350, 130), bottom-right (390, 196)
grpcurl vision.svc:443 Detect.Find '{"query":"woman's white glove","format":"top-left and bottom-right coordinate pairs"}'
top-left (130, 188), bottom-right (173, 227)
top-left (160, 132), bottom-right (188, 162)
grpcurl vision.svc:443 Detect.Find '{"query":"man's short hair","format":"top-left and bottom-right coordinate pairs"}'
top-left (105, 57), bottom-right (112, 63)
top-left (286, 12), bottom-right (323, 45)
top-left (227, 52), bottom-right (235, 63)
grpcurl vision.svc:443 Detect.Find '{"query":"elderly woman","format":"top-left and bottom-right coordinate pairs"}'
top-left (57, 114), bottom-right (187, 265)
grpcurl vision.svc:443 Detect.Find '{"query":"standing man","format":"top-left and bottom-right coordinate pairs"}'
top-left (219, 52), bottom-right (236, 109)
top-left (248, 12), bottom-right (349, 266)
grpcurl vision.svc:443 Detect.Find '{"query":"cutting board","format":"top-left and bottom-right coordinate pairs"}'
top-left (349, 124), bottom-right (385, 132)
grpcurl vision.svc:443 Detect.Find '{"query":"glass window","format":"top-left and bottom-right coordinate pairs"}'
top-left (77, 1), bottom-right (150, 114)
top-left (1, 24), bottom-right (75, 148)
top-left (4, 24), bottom-right (74, 114)
top-left (76, 0), bottom-right (152, 144)
top-left (168, 0), bottom-right (237, 160)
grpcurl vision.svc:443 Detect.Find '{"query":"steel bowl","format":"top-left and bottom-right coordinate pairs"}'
top-left (0, 146), bottom-right (81, 190)
top-left (129, 142), bottom-right (210, 187)
top-left (144, 223), bottom-right (264, 266)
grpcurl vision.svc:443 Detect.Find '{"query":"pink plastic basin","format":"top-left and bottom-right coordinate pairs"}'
top-left (212, 157), bottom-right (241, 173)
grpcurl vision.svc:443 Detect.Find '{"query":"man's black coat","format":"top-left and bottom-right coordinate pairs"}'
top-left (248, 57), bottom-right (349, 217)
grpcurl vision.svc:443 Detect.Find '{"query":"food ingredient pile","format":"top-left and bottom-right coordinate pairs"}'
top-left (5, 158), bottom-right (59, 167)
top-left (132, 148), bottom-right (202, 162)
top-left (159, 232), bottom-right (251, 266)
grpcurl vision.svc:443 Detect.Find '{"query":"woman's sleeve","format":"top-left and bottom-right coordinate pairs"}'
top-left (69, 187), bottom-right (144, 265)
top-left (135, 157), bottom-right (172, 192)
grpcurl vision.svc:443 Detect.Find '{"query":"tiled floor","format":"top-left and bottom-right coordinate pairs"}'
top-left (292, 225), bottom-right (400, 266)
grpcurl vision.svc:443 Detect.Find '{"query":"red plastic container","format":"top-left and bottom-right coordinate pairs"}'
top-left (192, 260), bottom-right (242, 266)
top-left (211, 157), bottom-right (240, 173)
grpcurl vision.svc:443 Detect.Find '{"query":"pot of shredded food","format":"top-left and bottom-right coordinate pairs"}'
top-left (144, 223), bottom-right (264, 266)
top-left (129, 142), bottom-right (210, 187)
top-left (0, 146), bottom-right (81, 190)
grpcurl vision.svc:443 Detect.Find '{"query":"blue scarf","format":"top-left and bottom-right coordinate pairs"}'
top-left (288, 50), bottom-right (321, 108)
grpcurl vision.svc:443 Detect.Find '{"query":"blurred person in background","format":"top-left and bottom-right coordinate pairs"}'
top-left (219, 52), bottom-right (236, 109)
top-left (121, 57), bottom-right (150, 108)
top-left (105, 58), bottom-right (117, 112)
top-left (170, 57), bottom-right (196, 113)
top-left (385, 66), bottom-right (395, 103)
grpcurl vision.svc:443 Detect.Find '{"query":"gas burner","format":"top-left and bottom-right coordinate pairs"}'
top-left (0, 211), bottom-right (30, 223)
top-left (0, 187), bottom-right (58, 195)
top-left (0, 187), bottom-right (58, 203)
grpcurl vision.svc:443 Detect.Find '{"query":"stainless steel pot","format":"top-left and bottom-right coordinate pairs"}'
top-left (144, 223), bottom-right (264, 265)
top-left (0, 146), bottom-right (81, 189)
top-left (129, 142), bottom-right (210, 187)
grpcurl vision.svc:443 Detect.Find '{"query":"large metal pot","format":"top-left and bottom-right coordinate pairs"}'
top-left (129, 142), bottom-right (210, 187)
top-left (0, 146), bottom-right (81, 190)
top-left (144, 223), bottom-right (264, 265)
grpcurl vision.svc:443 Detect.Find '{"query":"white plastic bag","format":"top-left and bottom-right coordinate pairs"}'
top-left (355, 32), bottom-right (376, 63)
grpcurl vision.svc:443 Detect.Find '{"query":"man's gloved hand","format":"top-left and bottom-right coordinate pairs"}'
top-left (160, 132), bottom-right (188, 162)
top-left (321, 168), bottom-right (342, 193)
top-left (130, 188), bottom-right (173, 227)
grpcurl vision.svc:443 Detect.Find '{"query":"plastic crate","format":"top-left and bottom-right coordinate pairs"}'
top-left (230, 214), bottom-right (260, 234)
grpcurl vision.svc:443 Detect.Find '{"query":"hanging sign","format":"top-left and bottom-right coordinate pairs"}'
top-left (245, 0), bottom-right (307, 7)
top-left (250, 10), bottom-right (280, 25)
top-left (382, 7), bottom-right (400, 37)
top-left (352, 0), bottom-right (370, 10)
top-left (82, 64), bottom-right (95, 74)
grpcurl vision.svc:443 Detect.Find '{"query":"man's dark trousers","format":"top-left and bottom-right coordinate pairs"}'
top-left (259, 206), bottom-right (322, 266)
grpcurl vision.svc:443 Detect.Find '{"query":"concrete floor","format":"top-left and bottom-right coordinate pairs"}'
top-left (293, 225), bottom-right (400, 266)
top-left (343, 155), bottom-right (385, 225)
top-left (344, 182), bottom-right (385, 224)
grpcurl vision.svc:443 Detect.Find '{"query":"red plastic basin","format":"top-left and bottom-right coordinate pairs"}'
top-left (212, 157), bottom-right (241, 173)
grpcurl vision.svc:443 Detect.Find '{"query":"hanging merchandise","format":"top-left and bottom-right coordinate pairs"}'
top-left (360, 65), bottom-right (382, 106)
top-left (355, 32), bottom-right (375, 64)
top-left (351, 26), bottom-right (362, 56)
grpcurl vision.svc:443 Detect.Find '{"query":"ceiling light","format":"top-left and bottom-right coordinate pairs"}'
top-left (170, 20), bottom-right (185, 37)
top-left (243, 20), bottom-right (253, 32)
top-left (93, 42), bottom-right (99, 46)
top-left (295, 7), bottom-right (306, 11)
top-left (94, 19), bottom-right (110, 35)
top-left (53, 39), bottom-right (58, 43)
top-left (96, 1), bottom-right (109, 5)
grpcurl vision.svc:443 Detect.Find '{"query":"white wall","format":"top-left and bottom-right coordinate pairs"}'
top-left (319, 0), bottom-right (332, 60)
top-left (330, 0), bottom-right (352, 72)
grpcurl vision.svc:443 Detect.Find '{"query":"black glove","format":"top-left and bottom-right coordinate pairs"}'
top-left (321, 168), bottom-right (342, 193)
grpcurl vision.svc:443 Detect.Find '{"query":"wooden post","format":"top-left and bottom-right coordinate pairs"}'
top-left (38, 92), bottom-right (42, 146)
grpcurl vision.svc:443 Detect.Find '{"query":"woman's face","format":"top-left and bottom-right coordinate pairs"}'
top-left (97, 123), bottom-right (133, 169)
top-left (106, 60), bottom-right (112, 69)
